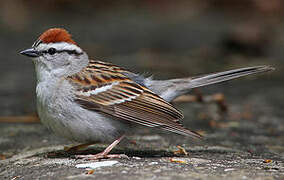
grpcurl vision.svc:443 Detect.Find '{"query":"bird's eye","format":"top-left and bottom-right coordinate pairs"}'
top-left (47, 48), bottom-right (56, 55)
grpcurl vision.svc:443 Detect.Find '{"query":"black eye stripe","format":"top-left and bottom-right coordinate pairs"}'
top-left (40, 49), bottom-right (83, 55)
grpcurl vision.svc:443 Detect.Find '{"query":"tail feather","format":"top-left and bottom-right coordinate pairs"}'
top-left (189, 65), bottom-right (274, 89)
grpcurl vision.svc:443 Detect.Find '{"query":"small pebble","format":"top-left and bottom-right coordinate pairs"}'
top-left (224, 168), bottom-right (235, 172)
top-left (76, 161), bottom-right (119, 169)
top-left (149, 162), bottom-right (158, 165)
top-left (133, 157), bottom-right (141, 160)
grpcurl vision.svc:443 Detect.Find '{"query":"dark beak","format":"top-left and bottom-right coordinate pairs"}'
top-left (20, 48), bottom-right (40, 58)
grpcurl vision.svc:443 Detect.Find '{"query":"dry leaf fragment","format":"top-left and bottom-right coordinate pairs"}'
top-left (11, 176), bottom-right (20, 180)
top-left (86, 169), bottom-right (95, 174)
top-left (173, 146), bottom-right (188, 156)
top-left (263, 159), bottom-right (272, 163)
top-left (169, 158), bottom-right (187, 164)
top-left (0, 154), bottom-right (6, 160)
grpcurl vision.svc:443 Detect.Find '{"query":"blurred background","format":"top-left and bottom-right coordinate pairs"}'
top-left (0, 0), bottom-right (283, 121)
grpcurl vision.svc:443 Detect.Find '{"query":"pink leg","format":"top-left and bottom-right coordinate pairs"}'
top-left (75, 135), bottom-right (128, 160)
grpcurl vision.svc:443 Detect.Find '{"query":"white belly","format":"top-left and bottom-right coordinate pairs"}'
top-left (36, 80), bottom-right (126, 143)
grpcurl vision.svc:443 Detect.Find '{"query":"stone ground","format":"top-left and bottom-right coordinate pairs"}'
top-left (0, 80), bottom-right (283, 180)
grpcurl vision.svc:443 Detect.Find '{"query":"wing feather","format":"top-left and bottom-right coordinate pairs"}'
top-left (68, 60), bottom-right (202, 139)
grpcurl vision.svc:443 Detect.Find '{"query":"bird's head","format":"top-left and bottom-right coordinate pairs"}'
top-left (20, 28), bottom-right (89, 78)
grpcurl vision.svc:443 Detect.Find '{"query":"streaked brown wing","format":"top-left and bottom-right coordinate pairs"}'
top-left (68, 60), bottom-right (202, 139)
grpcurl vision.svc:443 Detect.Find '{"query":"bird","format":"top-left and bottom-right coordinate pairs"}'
top-left (20, 28), bottom-right (274, 160)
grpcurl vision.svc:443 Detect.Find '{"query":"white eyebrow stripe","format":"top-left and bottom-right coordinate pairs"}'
top-left (37, 42), bottom-right (83, 54)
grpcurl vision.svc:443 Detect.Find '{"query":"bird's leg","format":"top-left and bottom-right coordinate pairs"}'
top-left (75, 135), bottom-right (128, 160)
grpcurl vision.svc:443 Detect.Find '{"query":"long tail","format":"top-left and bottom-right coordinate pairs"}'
top-left (188, 65), bottom-right (274, 89)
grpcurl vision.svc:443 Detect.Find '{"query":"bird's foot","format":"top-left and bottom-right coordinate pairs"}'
top-left (75, 153), bottom-right (129, 160)
top-left (75, 135), bottom-right (126, 160)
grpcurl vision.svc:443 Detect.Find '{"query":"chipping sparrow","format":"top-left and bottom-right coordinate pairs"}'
top-left (20, 28), bottom-right (273, 160)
